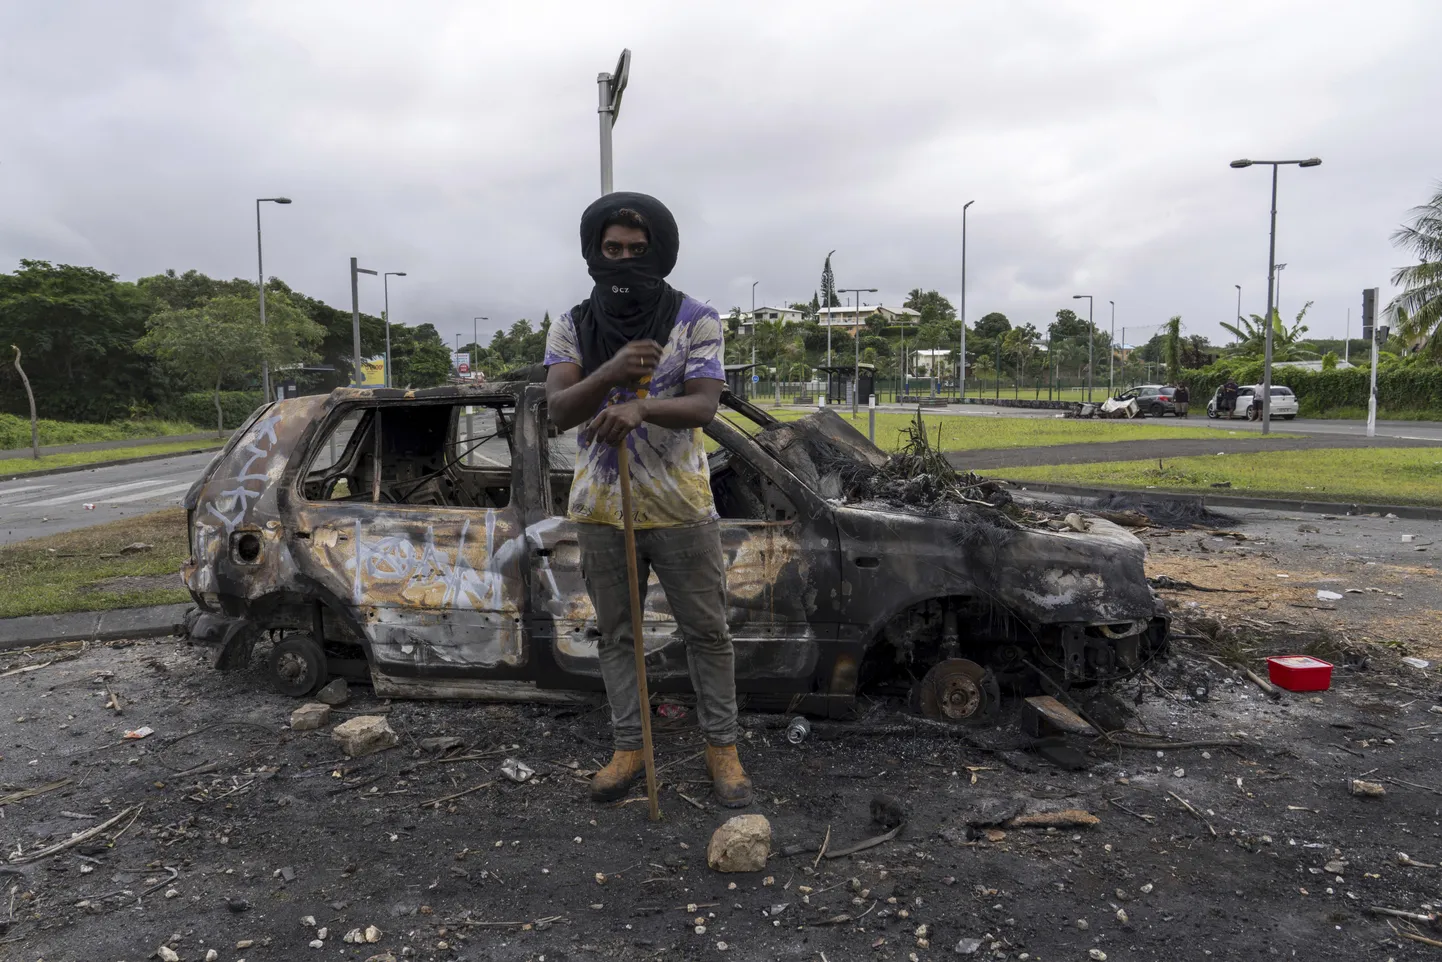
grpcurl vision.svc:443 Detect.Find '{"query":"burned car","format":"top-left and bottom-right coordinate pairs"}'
top-left (182, 383), bottom-right (1167, 721)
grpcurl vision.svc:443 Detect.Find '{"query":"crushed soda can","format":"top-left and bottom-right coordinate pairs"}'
top-left (500, 757), bottom-right (535, 783)
top-left (785, 717), bottom-right (810, 745)
top-left (657, 703), bottom-right (688, 719)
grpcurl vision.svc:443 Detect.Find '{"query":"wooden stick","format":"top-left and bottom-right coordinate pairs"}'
top-left (618, 443), bottom-right (660, 822)
top-left (1167, 791), bottom-right (1217, 837)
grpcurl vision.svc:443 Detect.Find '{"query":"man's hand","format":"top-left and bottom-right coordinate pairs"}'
top-left (598, 340), bottom-right (663, 388)
top-left (587, 399), bottom-right (648, 446)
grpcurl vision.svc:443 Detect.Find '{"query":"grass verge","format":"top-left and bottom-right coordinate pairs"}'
top-left (1001, 447), bottom-right (1442, 506)
top-left (0, 509), bottom-right (190, 618)
top-left (719, 409), bottom-right (1286, 453)
top-left (0, 413), bottom-right (204, 448)
top-left (0, 439), bottom-right (223, 477)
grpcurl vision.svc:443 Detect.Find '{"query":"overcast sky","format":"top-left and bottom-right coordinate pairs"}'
top-left (3, 0), bottom-right (1439, 350)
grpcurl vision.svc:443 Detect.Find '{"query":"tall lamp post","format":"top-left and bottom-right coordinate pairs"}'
top-left (960, 199), bottom-right (974, 399)
top-left (381, 272), bottom-right (406, 388)
top-left (750, 280), bottom-right (759, 374)
top-left (1229, 157), bottom-right (1321, 435)
top-left (1107, 300), bottom-right (1116, 395)
top-left (596, 49), bottom-right (632, 195)
top-left (1274, 263), bottom-right (1287, 324)
top-left (255, 196), bottom-right (292, 400)
top-left (838, 286), bottom-right (878, 414)
top-left (1234, 284), bottom-right (1242, 326)
top-left (350, 258), bottom-right (378, 387)
top-left (1071, 294), bottom-right (1094, 402)
top-left (472, 317), bottom-right (488, 380)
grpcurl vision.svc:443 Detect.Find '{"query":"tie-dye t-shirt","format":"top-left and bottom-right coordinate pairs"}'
top-left (543, 297), bottom-right (725, 529)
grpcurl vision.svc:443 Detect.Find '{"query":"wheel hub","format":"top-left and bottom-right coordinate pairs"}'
top-left (276, 651), bottom-right (309, 685)
top-left (918, 658), bottom-right (999, 724)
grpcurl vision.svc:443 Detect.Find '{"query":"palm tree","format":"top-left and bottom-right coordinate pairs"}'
top-left (1220, 302), bottom-right (1318, 361)
top-left (1390, 183), bottom-right (1442, 358)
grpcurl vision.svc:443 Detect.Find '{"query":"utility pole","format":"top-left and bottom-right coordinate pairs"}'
top-left (350, 258), bottom-right (377, 387)
top-left (1365, 287), bottom-right (1384, 438)
top-left (1108, 300), bottom-right (1115, 395)
top-left (596, 50), bottom-right (631, 195)
top-left (382, 272), bottom-right (406, 388)
top-left (255, 196), bottom-right (292, 400)
top-left (838, 287), bottom-right (878, 414)
top-left (960, 200), bottom-right (974, 399)
top-left (1230, 156), bottom-right (1321, 435)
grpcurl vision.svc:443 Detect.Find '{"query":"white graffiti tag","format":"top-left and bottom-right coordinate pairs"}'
top-left (205, 415), bottom-right (283, 532)
top-left (348, 515), bottom-right (506, 610)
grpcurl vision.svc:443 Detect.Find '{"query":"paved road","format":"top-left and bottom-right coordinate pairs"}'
top-left (830, 401), bottom-right (1442, 443)
top-left (0, 451), bottom-right (216, 545)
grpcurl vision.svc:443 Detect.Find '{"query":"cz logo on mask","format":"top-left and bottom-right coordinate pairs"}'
top-left (612, 285), bottom-right (629, 294)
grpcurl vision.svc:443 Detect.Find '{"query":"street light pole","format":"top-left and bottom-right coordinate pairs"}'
top-left (473, 317), bottom-right (488, 379)
top-left (382, 272), bottom-right (406, 388)
top-left (350, 258), bottom-right (378, 387)
top-left (960, 200), bottom-right (974, 399)
top-left (1108, 299), bottom-right (1115, 395)
top-left (596, 49), bottom-right (632, 195)
top-left (751, 280), bottom-right (758, 374)
top-left (837, 286), bottom-right (878, 415)
top-left (1072, 294), bottom-right (1094, 402)
top-left (1274, 263), bottom-right (1287, 326)
top-left (255, 196), bottom-right (292, 400)
top-left (1230, 157), bottom-right (1320, 435)
top-left (1234, 283), bottom-right (1242, 328)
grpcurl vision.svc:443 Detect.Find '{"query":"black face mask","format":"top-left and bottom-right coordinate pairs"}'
top-left (568, 192), bottom-right (687, 376)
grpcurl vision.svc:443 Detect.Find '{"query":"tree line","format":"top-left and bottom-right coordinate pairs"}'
top-left (0, 261), bottom-right (549, 431)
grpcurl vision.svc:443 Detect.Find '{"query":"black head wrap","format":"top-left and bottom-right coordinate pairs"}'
top-left (570, 192), bottom-right (687, 376)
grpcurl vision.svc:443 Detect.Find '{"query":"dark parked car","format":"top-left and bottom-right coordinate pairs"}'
top-left (182, 383), bottom-right (1168, 722)
top-left (1115, 384), bottom-right (1179, 417)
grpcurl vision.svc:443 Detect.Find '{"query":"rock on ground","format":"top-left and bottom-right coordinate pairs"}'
top-left (331, 714), bottom-right (398, 757)
top-left (290, 702), bottom-right (331, 731)
top-left (707, 814), bottom-right (771, 873)
top-left (316, 678), bottom-right (350, 706)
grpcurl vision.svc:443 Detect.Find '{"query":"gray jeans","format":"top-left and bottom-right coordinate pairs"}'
top-left (577, 521), bottom-right (738, 751)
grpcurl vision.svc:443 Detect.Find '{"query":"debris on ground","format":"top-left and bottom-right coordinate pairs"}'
top-left (316, 677), bottom-right (350, 706)
top-left (331, 715), bottom-right (398, 757)
top-left (290, 702), bottom-right (330, 731)
top-left (707, 814), bottom-right (772, 872)
top-left (500, 757), bottom-right (535, 783)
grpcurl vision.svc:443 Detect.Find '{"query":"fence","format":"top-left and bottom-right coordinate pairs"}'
top-left (739, 374), bottom-right (1126, 406)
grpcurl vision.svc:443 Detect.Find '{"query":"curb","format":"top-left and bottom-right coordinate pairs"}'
top-left (0, 431), bottom-right (216, 461)
top-left (1003, 479), bottom-right (1442, 522)
top-left (0, 446), bottom-right (221, 482)
top-left (0, 603), bottom-right (193, 654)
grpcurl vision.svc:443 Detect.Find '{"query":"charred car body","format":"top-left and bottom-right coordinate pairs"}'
top-left (182, 384), bottom-right (1168, 721)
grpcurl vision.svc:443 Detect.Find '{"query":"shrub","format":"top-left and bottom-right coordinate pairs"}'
top-left (1180, 359), bottom-right (1442, 412)
top-left (159, 391), bottom-right (266, 431)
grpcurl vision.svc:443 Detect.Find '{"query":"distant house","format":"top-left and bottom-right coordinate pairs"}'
top-left (815, 305), bottom-right (922, 332)
top-left (740, 305), bottom-right (806, 335)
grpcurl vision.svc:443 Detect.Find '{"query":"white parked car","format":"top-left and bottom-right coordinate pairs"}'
top-left (1207, 384), bottom-right (1299, 420)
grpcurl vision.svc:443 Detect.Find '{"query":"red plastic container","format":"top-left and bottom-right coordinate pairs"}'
top-left (1267, 655), bottom-right (1334, 692)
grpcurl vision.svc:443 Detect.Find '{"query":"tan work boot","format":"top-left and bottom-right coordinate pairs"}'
top-left (590, 749), bottom-right (645, 803)
top-left (705, 743), bottom-right (754, 808)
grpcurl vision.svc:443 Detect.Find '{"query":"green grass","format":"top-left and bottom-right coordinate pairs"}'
top-left (0, 509), bottom-right (190, 618)
top-left (1299, 403), bottom-right (1442, 422)
top-left (0, 439), bottom-right (223, 477)
top-left (0, 413), bottom-right (204, 449)
top-left (1001, 447), bottom-right (1442, 506)
top-left (719, 409), bottom-right (1285, 453)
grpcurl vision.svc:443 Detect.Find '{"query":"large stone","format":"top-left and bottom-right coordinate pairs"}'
top-left (332, 715), bottom-right (398, 757)
top-left (706, 814), bottom-right (771, 873)
top-left (291, 703), bottom-right (331, 731)
top-left (316, 678), bottom-right (350, 706)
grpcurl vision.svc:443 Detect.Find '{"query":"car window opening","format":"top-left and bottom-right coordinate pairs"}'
top-left (301, 402), bottom-right (515, 508)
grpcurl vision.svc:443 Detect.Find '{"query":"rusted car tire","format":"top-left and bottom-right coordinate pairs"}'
top-left (268, 634), bottom-right (328, 697)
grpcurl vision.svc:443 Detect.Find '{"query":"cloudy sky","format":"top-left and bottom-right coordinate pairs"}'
top-left (3, 0), bottom-right (1439, 350)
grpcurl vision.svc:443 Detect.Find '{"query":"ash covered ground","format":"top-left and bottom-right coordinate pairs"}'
top-left (3, 503), bottom-right (1442, 962)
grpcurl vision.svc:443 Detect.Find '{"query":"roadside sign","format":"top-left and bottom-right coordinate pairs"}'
top-left (751, 374), bottom-right (759, 383)
top-left (610, 48), bottom-right (632, 121)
